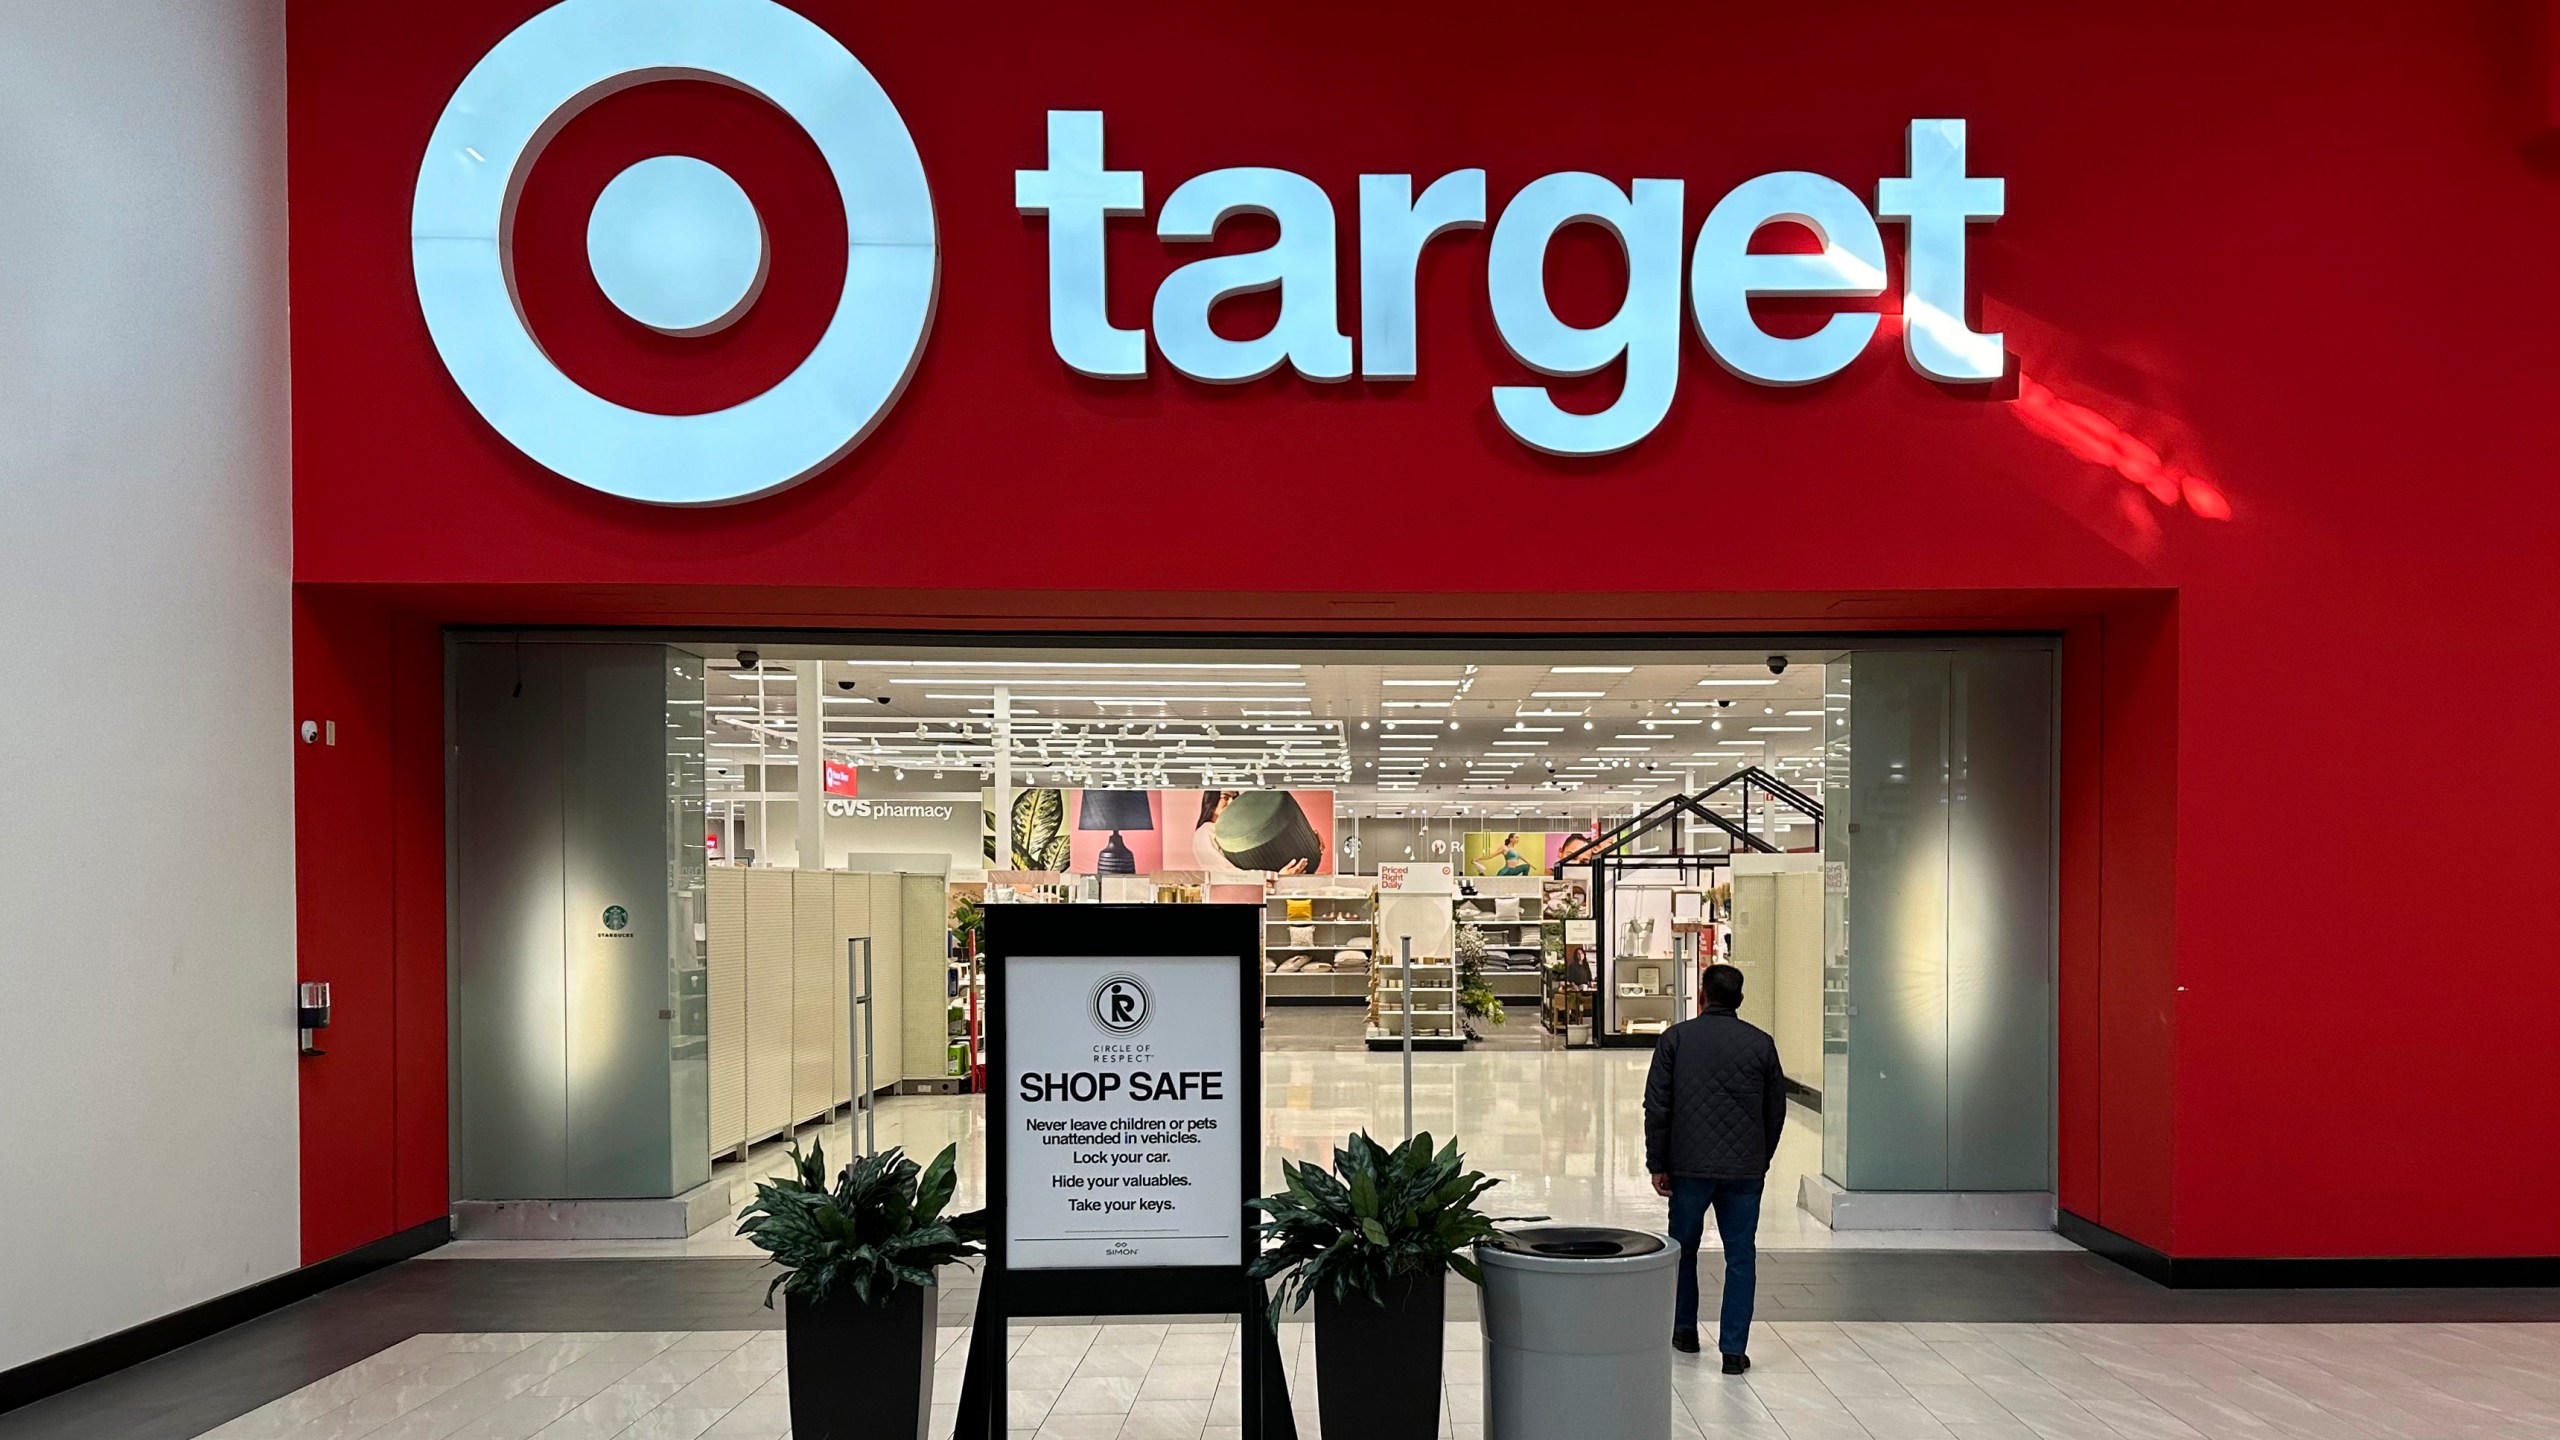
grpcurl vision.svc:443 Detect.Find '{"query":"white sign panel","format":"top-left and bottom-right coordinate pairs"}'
top-left (1004, 954), bottom-right (1241, 1269)
top-left (1376, 861), bottom-right (1454, 895)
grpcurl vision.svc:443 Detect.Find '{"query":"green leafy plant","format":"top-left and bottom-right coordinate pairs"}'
top-left (1008, 789), bottom-right (1073, 870)
top-left (1455, 918), bottom-right (1504, 1032)
top-left (736, 1139), bottom-right (985, 1307)
top-left (950, 894), bottom-right (985, 958)
top-left (1248, 1131), bottom-right (1500, 1325)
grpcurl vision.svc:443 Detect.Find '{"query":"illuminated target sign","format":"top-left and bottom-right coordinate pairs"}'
top-left (409, 0), bottom-right (936, 505)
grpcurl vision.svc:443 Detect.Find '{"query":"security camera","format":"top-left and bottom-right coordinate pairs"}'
top-left (1716, 699), bottom-right (1733, 709)
top-left (735, 648), bottom-right (760, 670)
top-left (837, 679), bottom-right (856, 692)
top-left (875, 694), bottom-right (893, 705)
top-left (1766, 655), bottom-right (1789, 675)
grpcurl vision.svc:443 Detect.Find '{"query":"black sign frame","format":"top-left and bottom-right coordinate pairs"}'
top-left (954, 902), bottom-right (1293, 1438)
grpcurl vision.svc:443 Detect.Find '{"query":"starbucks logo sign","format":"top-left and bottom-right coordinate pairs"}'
top-left (602, 905), bottom-right (630, 932)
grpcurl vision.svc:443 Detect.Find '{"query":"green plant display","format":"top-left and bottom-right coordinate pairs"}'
top-left (736, 1140), bottom-right (985, 1307)
top-left (1008, 788), bottom-right (1073, 871)
top-left (950, 894), bottom-right (985, 958)
top-left (1247, 1131), bottom-right (1501, 1326)
top-left (1455, 917), bottom-right (1504, 1033)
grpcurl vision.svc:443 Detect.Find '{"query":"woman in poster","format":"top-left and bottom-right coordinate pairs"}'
top-left (1476, 832), bottom-right (1535, 876)
top-left (1196, 790), bottom-right (1318, 875)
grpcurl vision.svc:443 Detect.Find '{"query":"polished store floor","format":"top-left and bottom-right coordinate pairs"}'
top-left (427, 1014), bottom-right (2073, 1262)
top-left (20, 1252), bottom-right (2560, 1440)
top-left (161, 1315), bottom-right (2560, 1440)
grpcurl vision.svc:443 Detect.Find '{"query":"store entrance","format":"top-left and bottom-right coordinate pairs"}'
top-left (443, 635), bottom-right (2061, 1248)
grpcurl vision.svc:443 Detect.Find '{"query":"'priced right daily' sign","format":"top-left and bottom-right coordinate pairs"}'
top-left (1003, 954), bottom-right (1242, 1269)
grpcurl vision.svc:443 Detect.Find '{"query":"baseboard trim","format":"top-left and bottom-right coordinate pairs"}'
top-left (0, 1217), bottom-right (450, 1416)
top-left (2059, 1210), bottom-right (2560, 1289)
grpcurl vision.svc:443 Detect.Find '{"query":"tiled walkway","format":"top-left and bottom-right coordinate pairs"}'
top-left (186, 1317), bottom-right (2560, 1439)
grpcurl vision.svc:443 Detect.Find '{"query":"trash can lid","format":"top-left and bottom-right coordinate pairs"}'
top-left (1477, 1226), bottom-right (1674, 1273)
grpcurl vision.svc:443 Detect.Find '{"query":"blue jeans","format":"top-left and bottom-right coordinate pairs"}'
top-left (1668, 1175), bottom-right (1763, 1356)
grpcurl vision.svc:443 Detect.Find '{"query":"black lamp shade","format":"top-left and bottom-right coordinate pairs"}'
top-left (1077, 790), bottom-right (1155, 833)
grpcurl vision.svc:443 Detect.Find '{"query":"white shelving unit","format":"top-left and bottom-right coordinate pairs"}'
top-left (1367, 959), bottom-right (1463, 1048)
top-left (1453, 877), bottom-right (1548, 1004)
top-left (1264, 879), bottom-right (1375, 1005)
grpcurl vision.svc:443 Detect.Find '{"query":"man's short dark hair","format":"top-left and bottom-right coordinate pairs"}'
top-left (1703, 963), bottom-right (1745, 1009)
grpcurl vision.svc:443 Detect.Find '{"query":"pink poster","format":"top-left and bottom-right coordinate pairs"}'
top-left (1032, 788), bottom-right (1336, 876)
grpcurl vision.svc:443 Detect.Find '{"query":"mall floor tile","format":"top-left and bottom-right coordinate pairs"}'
top-left (24, 1316), bottom-right (2560, 1440)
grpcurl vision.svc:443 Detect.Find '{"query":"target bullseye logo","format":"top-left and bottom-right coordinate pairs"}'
top-left (411, 0), bottom-right (936, 505)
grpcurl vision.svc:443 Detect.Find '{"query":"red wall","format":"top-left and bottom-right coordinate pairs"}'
top-left (293, 596), bottom-right (448, 1261)
top-left (288, 0), bottom-right (2560, 1261)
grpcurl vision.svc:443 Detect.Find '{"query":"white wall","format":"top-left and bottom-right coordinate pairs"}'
top-left (0, 0), bottom-right (295, 1371)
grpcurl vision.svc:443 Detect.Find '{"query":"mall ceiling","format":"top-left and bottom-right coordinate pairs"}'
top-left (693, 646), bottom-right (1838, 818)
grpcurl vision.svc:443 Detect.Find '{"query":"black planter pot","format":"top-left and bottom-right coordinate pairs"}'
top-left (783, 1284), bottom-right (934, 1440)
top-left (1313, 1270), bottom-right (1445, 1440)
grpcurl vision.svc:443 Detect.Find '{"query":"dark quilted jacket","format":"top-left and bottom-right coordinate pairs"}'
top-left (1643, 1008), bottom-right (1786, 1179)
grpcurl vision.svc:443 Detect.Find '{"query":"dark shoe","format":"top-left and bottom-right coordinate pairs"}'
top-left (1671, 1329), bottom-right (1701, 1354)
top-left (1721, 1353), bottom-right (1750, 1375)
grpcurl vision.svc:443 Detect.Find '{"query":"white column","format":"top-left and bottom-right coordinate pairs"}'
top-left (796, 662), bottom-right (824, 870)
top-left (992, 685), bottom-right (1012, 870)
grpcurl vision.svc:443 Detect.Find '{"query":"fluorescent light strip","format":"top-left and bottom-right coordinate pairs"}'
top-left (1786, 710), bottom-right (1826, 717)
top-left (1502, 725), bottom-right (1563, 734)
top-left (894, 677), bottom-right (1303, 689)
top-left (1749, 726), bottom-right (1813, 733)
top-left (1491, 740), bottom-right (1549, 747)
top-left (1380, 679), bottom-right (1463, 687)
top-left (923, 693), bottom-right (1306, 705)
top-left (1598, 746), bottom-right (1652, 753)
top-left (850, 660), bottom-right (1300, 671)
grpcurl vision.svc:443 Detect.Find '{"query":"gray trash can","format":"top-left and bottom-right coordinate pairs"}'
top-left (1475, 1226), bottom-right (1677, 1439)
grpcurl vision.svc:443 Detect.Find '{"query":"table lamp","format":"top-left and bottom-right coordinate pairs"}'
top-left (1077, 790), bottom-right (1154, 875)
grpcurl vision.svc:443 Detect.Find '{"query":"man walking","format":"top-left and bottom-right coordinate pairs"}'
top-left (1643, 963), bottom-right (1786, 1373)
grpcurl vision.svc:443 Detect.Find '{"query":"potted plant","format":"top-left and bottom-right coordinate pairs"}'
top-left (1249, 1131), bottom-right (1501, 1439)
top-left (736, 1140), bottom-right (984, 1440)
top-left (1455, 916), bottom-right (1504, 1039)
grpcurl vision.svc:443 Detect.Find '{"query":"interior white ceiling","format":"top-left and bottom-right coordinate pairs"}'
top-left (694, 644), bottom-right (1838, 818)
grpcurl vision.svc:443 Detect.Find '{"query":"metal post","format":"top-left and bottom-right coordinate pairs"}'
top-left (849, 936), bottom-right (877, 1156)
top-left (1399, 934), bottom-right (1415, 1140)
